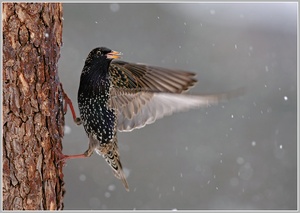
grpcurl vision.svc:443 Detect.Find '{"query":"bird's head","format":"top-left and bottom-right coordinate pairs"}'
top-left (81, 47), bottom-right (122, 78)
top-left (86, 47), bottom-right (122, 63)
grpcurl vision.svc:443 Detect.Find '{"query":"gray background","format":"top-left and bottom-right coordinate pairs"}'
top-left (58, 3), bottom-right (297, 210)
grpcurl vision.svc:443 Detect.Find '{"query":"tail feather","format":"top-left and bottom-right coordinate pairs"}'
top-left (103, 143), bottom-right (129, 191)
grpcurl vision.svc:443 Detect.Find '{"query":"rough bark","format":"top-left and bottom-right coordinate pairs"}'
top-left (2, 3), bottom-right (65, 210)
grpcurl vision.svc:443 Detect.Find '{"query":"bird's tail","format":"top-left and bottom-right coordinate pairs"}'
top-left (103, 142), bottom-right (129, 191)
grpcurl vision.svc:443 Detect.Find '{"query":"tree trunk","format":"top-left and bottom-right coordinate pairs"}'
top-left (2, 3), bottom-right (65, 210)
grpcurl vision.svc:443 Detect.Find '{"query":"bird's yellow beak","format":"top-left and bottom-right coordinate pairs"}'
top-left (107, 50), bottom-right (122, 59)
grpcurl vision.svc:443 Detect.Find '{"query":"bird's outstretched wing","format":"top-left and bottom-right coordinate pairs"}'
top-left (110, 89), bottom-right (242, 132)
top-left (109, 60), bottom-right (197, 93)
top-left (109, 61), bottom-right (243, 132)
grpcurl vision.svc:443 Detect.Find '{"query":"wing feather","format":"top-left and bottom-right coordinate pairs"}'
top-left (110, 88), bottom-right (243, 132)
top-left (108, 60), bottom-right (244, 132)
top-left (109, 61), bottom-right (197, 93)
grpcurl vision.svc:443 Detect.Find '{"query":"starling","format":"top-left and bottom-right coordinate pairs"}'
top-left (59, 47), bottom-right (243, 191)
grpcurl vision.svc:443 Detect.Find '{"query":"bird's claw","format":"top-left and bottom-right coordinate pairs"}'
top-left (53, 146), bottom-right (68, 166)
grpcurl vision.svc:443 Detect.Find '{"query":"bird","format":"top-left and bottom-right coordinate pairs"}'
top-left (58, 46), bottom-right (244, 192)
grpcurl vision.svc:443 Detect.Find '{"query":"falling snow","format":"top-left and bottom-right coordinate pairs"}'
top-left (236, 157), bottom-right (245, 165)
top-left (104, 192), bottom-right (111, 198)
top-left (64, 125), bottom-right (71, 134)
top-left (110, 3), bottom-right (120, 12)
top-left (79, 174), bottom-right (86, 181)
top-left (108, 184), bottom-right (116, 191)
top-left (59, 3), bottom-right (296, 210)
top-left (265, 66), bottom-right (269, 72)
top-left (274, 143), bottom-right (285, 159)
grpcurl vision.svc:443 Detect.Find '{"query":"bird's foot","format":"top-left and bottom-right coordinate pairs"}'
top-left (53, 146), bottom-right (68, 166)
top-left (53, 145), bottom-right (90, 166)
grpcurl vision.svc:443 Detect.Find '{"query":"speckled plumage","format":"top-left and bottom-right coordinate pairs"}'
top-left (60, 47), bottom-right (243, 191)
top-left (77, 47), bottom-right (129, 190)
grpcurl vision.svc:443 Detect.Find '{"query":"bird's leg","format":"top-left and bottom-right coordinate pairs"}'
top-left (54, 145), bottom-right (94, 164)
top-left (64, 94), bottom-right (82, 125)
top-left (55, 135), bottom-right (97, 164)
top-left (60, 83), bottom-right (82, 125)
